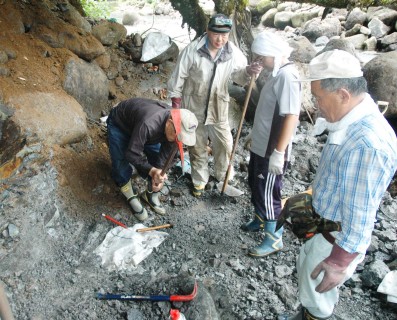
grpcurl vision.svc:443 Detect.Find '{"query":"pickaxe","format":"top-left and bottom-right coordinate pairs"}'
top-left (96, 280), bottom-right (198, 302)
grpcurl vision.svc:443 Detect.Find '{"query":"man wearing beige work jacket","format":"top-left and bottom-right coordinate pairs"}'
top-left (167, 13), bottom-right (259, 197)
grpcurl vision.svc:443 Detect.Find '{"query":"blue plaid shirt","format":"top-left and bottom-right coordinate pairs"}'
top-left (313, 94), bottom-right (397, 254)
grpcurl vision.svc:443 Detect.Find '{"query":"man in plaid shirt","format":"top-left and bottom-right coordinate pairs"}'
top-left (279, 50), bottom-right (397, 320)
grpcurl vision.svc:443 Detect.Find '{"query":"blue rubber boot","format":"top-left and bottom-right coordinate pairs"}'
top-left (240, 214), bottom-right (265, 232)
top-left (248, 220), bottom-right (283, 257)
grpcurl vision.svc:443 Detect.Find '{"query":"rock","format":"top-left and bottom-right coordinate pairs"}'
top-left (361, 260), bottom-right (390, 289)
top-left (7, 223), bottom-right (19, 238)
top-left (316, 38), bottom-right (359, 59)
top-left (363, 36), bottom-right (378, 51)
top-left (62, 2), bottom-right (92, 33)
top-left (289, 35), bottom-right (317, 63)
top-left (345, 33), bottom-right (368, 50)
top-left (276, 283), bottom-right (299, 309)
top-left (184, 282), bottom-right (220, 320)
top-left (363, 51), bottom-right (397, 118)
top-left (291, 8), bottom-right (321, 28)
top-left (255, 0), bottom-right (276, 16)
top-left (261, 8), bottom-right (278, 27)
top-left (0, 65), bottom-right (9, 77)
top-left (122, 12), bottom-right (140, 26)
top-left (368, 17), bottom-right (391, 39)
top-left (367, 7), bottom-right (397, 26)
top-left (0, 51), bottom-right (8, 64)
top-left (94, 52), bottom-right (111, 70)
top-left (345, 8), bottom-right (367, 31)
top-left (274, 11), bottom-right (294, 29)
top-left (133, 33), bottom-right (143, 47)
top-left (314, 35), bottom-right (329, 47)
top-left (345, 24), bottom-right (363, 37)
top-left (301, 17), bottom-right (342, 42)
top-left (274, 265), bottom-right (293, 278)
top-left (63, 57), bottom-right (109, 119)
top-left (10, 91), bottom-right (87, 146)
top-left (92, 20), bottom-right (127, 47)
top-left (380, 32), bottom-right (397, 49)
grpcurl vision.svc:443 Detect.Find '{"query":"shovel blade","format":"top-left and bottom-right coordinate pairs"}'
top-left (216, 182), bottom-right (244, 197)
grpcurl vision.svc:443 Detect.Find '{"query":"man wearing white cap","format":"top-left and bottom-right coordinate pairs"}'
top-left (240, 32), bottom-right (301, 258)
top-left (107, 98), bottom-right (198, 220)
top-left (279, 50), bottom-right (397, 319)
top-left (167, 14), bottom-right (260, 197)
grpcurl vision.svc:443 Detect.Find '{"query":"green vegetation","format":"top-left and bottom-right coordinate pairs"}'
top-left (80, 0), bottom-right (111, 19)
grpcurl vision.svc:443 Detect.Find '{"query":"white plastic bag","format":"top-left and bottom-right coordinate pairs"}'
top-left (94, 224), bottom-right (168, 271)
top-left (141, 32), bottom-right (172, 62)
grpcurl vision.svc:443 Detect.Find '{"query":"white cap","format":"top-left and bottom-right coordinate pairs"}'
top-left (300, 49), bottom-right (363, 81)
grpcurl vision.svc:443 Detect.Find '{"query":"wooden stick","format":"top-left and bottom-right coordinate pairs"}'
top-left (221, 76), bottom-right (256, 195)
top-left (136, 224), bottom-right (174, 233)
top-left (161, 143), bottom-right (178, 176)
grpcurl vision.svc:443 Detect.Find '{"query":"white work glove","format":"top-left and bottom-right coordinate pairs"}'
top-left (268, 149), bottom-right (285, 175)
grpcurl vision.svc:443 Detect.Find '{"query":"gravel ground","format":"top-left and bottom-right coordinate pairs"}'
top-left (1, 121), bottom-right (396, 320)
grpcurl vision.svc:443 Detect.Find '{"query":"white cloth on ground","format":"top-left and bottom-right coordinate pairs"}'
top-left (94, 224), bottom-right (168, 271)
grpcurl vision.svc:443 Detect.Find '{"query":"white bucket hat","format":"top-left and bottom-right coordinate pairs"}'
top-left (300, 49), bottom-right (363, 81)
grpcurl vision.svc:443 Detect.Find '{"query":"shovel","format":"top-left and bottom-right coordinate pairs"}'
top-left (218, 76), bottom-right (256, 196)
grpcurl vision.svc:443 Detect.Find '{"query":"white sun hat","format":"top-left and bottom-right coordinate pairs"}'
top-left (300, 49), bottom-right (363, 81)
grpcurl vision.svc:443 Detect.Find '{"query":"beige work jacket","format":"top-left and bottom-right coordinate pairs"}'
top-left (167, 34), bottom-right (249, 125)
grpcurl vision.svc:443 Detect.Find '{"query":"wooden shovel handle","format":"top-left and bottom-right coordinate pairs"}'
top-left (221, 76), bottom-right (256, 194)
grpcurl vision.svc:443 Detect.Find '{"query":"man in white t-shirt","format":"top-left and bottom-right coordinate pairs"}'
top-left (241, 32), bottom-right (301, 257)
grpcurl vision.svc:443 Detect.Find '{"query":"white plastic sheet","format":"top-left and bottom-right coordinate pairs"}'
top-left (377, 270), bottom-right (397, 303)
top-left (141, 32), bottom-right (172, 62)
top-left (94, 224), bottom-right (168, 271)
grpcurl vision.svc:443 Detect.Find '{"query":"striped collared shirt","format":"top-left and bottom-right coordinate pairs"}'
top-left (313, 94), bottom-right (397, 254)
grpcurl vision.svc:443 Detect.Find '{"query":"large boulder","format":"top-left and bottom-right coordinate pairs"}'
top-left (0, 1), bottom-right (25, 35)
top-left (301, 17), bottom-right (342, 42)
top-left (363, 51), bottom-right (397, 118)
top-left (291, 9), bottom-right (321, 28)
top-left (316, 38), bottom-right (359, 59)
top-left (92, 21), bottom-right (127, 47)
top-left (274, 11), bottom-right (294, 29)
top-left (367, 7), bottom-right (397, 26)
top-left (344, 34), bottom-right (369, 50)
top-left (345, 8), bottom-right (367, 30)
top-left (62, 2), bottom-right (92, 33)
top-left (368, 17), bottom-right (391, 39)
top-left (261, 8), bottom-right (278, 27)
top-left (288, 36), bottom-right (317, 63)
top-left (9, 91), bottom-right (88, 146)
top-left (63, 58), bottom-right (109, 119)
top-left (255, 0), bottom-right (277, 15)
